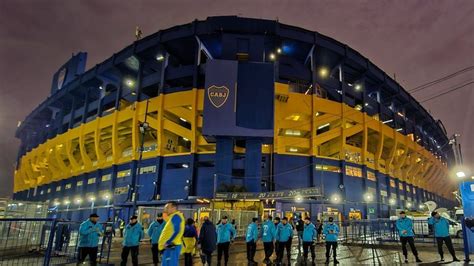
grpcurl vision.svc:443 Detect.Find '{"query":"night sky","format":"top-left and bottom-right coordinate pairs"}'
top-left (0, 0), bottom-right (473, 198)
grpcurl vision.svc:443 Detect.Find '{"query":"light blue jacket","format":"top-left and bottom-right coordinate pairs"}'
top-left (396, 217), bottom-right (415, 237)
top-left (261, 220), bottom-right (276, 242)
top-left (302, 222), bottom-right (317, 242)
top-left (428, 217), bottom-right (450, 237)
top-left (323, 223), bottom-right (339, 242)
top-left (78, 219), bottom-right (103, 247)
top-left (246, 222), bottom-right (259, 242)
top-left (147, 220), bottom-right (166, 244)
top-left (274, 222), bottom-right (280, 241)
top-left (277, 223), bottom-right (293, 242)
top-left (216, 223), bottom-right (236, 243)
top-left (123, 222), bottom-right (144, 247)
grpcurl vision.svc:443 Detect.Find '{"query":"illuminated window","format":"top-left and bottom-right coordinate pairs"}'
top-left (390, 180), bottom-right (396, 188)
top-left (406, 186), bottom-right (411, 193)
top-left (413, 189), bottom-right (416, 194)
top-left (101, 174), bottom-right (112, 182)
top-left (56, 186), bottom-right (62, 192)
top-left (88, 178), bottom-right (96, 184)
top-left (315, 164), bottom-right (341, 173)
top-left (77, 181), bottom-right (83, 187)
top-left (65, 184), bottom-right (72, 189)
top-left (117, 169), bottom-right (131, 179)
top-left (345, 166), bottom-right (362, 177)
top-left (40, 190), bottom-right (44, 195)
top-left (140, 166), bottom-right (156, 174)
top-left (367, 171), bottom-right (376, 181)
top-left (47, 188), bottom-right (51, 193)
top-left (114, 186), bottom-right (128, 195)
top-left (399, 183), bottom-right (404, 190)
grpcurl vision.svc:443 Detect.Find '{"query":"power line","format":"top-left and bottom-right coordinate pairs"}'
top-left (409, 66), bottom-right (474, 93)
top-left (420, 81), bottom-right (474, 103)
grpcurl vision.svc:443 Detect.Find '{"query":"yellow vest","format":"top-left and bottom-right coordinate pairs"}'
top-left (158, 211), bottom-right (185, 250)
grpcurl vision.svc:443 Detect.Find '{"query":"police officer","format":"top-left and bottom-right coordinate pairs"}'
top-left (323, 217), bottom-right (339, 264)
top-left (121, 215), bottom-right (144, 266)
top-left (78, 213), bottom-right (103, 266)
top-left (273, 217), bottom-right (281, 263)
top-left (276, 217), bottom-right (293, 265)
top-left (216, 216), bottom-right (236, 266)
top-left (159, 201), bottom-right (185, 266)
top-left (395, 211), bottom-right (422, 263)
top-left (246, 217), bottom-right (259, 264)
top-left (148, 213), bottom-right (166, 266)
top-left (302, 217), bottom-right (317, 264)
top-left (119, 218), bottom-right (125, 237)
top-left (428, 211), bottom-right (460, 262)
top-left (262, 214), bottom-right (276, 264)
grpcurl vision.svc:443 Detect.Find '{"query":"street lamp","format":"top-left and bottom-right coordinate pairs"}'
top-left (389, 198), bottom-right (397, 206)
top-left (364, 193), bottom-right (373, 202)
top-left (331, 194), bottom-right (341, 204)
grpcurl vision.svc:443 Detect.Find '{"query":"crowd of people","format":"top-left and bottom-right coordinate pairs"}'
top-left (76, 201), bottom-right (340, 265)
top-left (75, 202), bottom-right (462, 265)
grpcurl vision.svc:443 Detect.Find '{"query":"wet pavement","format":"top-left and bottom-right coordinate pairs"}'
top-left (104, 238), bottom-right (470, 265)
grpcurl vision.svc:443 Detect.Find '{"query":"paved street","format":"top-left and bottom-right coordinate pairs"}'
top-left (105, 238), bottom-right (469, 265)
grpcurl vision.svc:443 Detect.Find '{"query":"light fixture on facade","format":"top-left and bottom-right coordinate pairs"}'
top-left (318, 67), bottom-right (329, 78)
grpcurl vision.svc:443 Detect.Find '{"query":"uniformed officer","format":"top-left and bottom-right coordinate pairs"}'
top-left (121, 215), bottom-right (144, 266)
top-left (302, 217), bottom-right (317, 264)
top-left (428, 211), bottom-right (460, 262)
top-left (78, 213), bottom-right (103, 266)
top-left (216, 216), bottom-right (236, 266)
top-left (147, 213), bottom-right (166, 266)
top-left (276, 217), bottom-right (293, 265)
top-left (262, 215), bottom-right (276, 264)
top-left (246, 217), bottom-right (259, 264)
top-left (323, 217), bottom-right (339, 264)
top-left (395, 211), bottom-right (422, 263)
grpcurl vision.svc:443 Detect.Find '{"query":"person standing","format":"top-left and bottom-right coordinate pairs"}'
top-left (323, 217), bottom-right (339, 264)
top-left (121, 215), bottom-right (144, 266)
top-left (428, 211), bottom-right (460, 262)
top-left (199, 216), bottom-right (217, 266)
top-left (246, 217), bottom-right (259, 264)
top-left (395, 211), bottom-right (422, 263)
top-left (302, 217), bottom-right (317, 264)
top-left (78, 213), bottom-right (103, 266)
top-left (147, 213), bottom-right (166, 266)
top-left (276, 217), bottom-right (293, 265)
top-left (295, 216), bottom-right (304, 252)
top-left (159, 201), bottom-right (185, 266)
top-left (262, 215), bottom-right (276, 264)
top-left (273, 217), bottom-right (281, 258)
top-left (119, 218), bottom-right (125, 238)
top-left (216, 216), bottom-right (236, 266)
top-left (316, 220), bottom-right (323, 243)
top-left (183, 218), bottom-right (198, 266)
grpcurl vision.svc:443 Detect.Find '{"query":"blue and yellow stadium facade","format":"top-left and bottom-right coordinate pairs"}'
top-left (13, 16), bottom-right (457, 220)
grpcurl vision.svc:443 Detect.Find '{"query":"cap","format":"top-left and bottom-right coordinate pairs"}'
top-left (222, 216), bottom-right (228, 219)
top-left (399, 211), bottom-right (405, 214)
top-left (89, 213), bottom-right (99, 218)
top-left (431, 211), bottom-right (438, 217)
top-left (130, 215), bottom-right (138, 220)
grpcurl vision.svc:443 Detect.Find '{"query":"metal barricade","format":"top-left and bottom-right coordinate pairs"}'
top-left (0, 218), bottom-right (113, 266)
top-left (339, 219), bottom-right (464, 247)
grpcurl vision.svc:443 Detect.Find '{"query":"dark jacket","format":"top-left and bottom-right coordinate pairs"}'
top-left (199, 220), bottom-right (217, 253)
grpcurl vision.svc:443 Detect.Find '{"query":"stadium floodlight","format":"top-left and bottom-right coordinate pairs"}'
top-left (318, 67), bottom-right (329, 78)
top-left (456, 171), bottom-right (466, 178)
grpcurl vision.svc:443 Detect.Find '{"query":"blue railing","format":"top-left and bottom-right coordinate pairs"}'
top-left (0, 218), bottom-right (113, 266)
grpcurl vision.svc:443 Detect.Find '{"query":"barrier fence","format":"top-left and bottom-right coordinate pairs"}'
top-left (0, 218), bottom-right (113, 266)
top-left (338, 219), bottom-right (464, 247)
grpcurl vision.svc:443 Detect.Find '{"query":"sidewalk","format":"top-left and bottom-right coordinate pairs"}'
top-left (106, 238), bottom-right (470, 265)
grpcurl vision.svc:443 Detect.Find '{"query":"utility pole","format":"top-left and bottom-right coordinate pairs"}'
top-left (132, 99), bottom-right (150, 215)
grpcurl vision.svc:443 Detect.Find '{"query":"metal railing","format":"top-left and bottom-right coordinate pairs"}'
top-left (338, 219), bottom-right (464, 247)
top-left (0, 218), bottom-right (113, 265)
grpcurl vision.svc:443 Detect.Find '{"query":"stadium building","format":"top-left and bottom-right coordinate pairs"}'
top-left (13, 16), bottom-right (457, 222)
